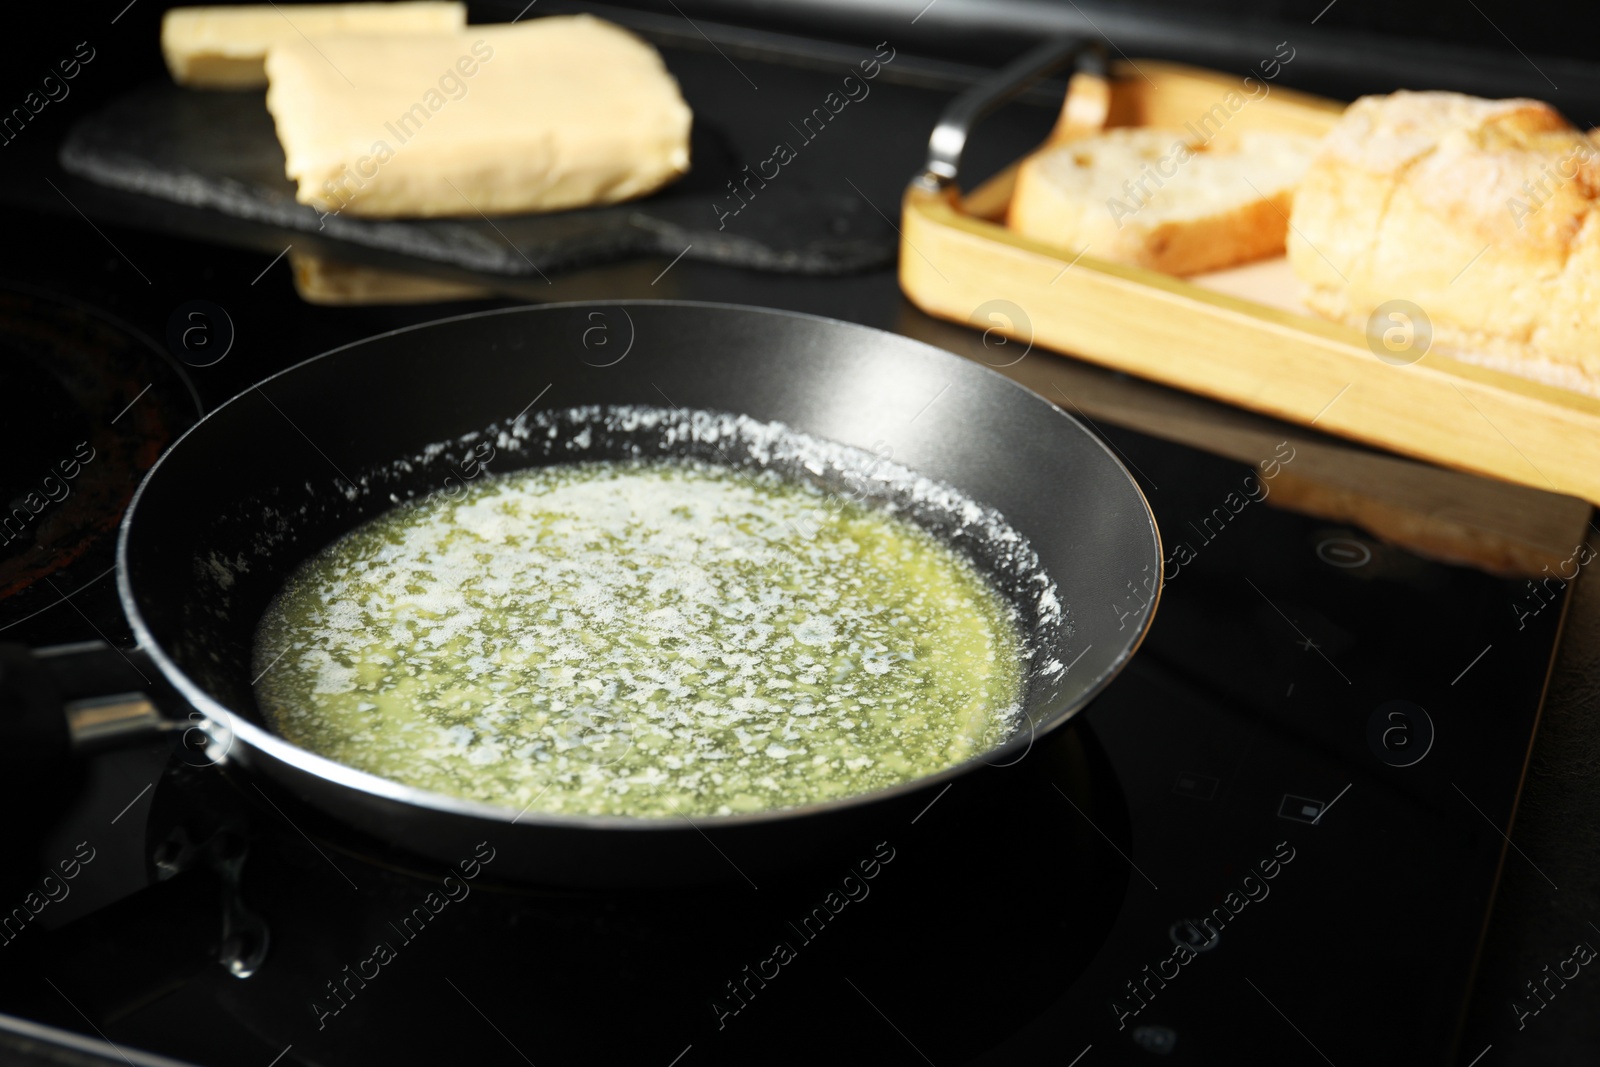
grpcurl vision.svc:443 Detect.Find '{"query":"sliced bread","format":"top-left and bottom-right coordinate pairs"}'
top-left (1007, 127), bottom-right (1319, 276)
top-left (1289, 90), bottom-right (1600, 397)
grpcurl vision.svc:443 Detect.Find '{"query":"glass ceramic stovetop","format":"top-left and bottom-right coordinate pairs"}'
top-left (0, 15), bottom-right (1584, 1059)
top-left (0, 296), bottom-right (1573, 1064)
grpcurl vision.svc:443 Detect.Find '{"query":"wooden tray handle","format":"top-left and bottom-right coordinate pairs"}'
top-left (1049, 66), bottom-right (1112, 145)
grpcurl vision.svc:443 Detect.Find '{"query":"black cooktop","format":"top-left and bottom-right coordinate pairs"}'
top-left (0, 302), bottom-right (1572, 1062)
top-left (0, 6), bottom-right (1588, 1065)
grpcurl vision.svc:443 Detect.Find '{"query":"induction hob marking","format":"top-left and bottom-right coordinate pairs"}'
top-left (1311, 782), bottom-right (1351, 825)
top-left (1065, 1042), bottom-right (1093, 1067)
top-left (1053, 781), bottom-right (1158, 890)
top-left (666, 1044), bottom-right (692, 1067)
top-left (1118, 843), bottom-right (1296, 1030)
top-left (1452, 782), bottom-right (1558, 890)
top-left (1278, 795), bottom-right (1325, 824)
top-left (1244, 577), bottom-right (1350, 684)
top-left (1243, 976), bottom-right (1337, 1066)
top-left (1315, 538), bottom-right (1371, 568)
top-left (1452, 644), bottom-right (1493, 686)
top-left (1172, 773), bottom-right (1219, 801)
top-left (1464, 1045), bottom-right (1492, 1067)
top-left (843, 976), bottom-right (934, 1066)
top-left (266, 1045), bottom-right (293, 1067)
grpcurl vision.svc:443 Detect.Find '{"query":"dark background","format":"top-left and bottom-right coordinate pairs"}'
top-left (6, 0), bottom-right (1600, 136)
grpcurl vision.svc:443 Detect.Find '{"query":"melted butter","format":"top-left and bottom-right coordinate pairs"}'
top-left (252, 459), bottom-right (1024, 817)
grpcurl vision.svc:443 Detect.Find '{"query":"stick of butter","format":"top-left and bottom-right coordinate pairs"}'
top-left (264, 16), bottom-right (693, 218)
top-left (162, 2), bottom-right (466, 89)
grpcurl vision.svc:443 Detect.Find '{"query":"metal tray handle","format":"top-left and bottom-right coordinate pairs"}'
top-left (918, 36), bottom-right (1108, 193)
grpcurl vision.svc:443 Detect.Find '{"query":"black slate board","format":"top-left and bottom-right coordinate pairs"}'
top-left (57, 56), bottom-right (895, 278)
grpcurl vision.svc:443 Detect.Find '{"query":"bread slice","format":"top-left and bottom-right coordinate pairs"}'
top-left (1007, 128), bottom-right (1319, 275)
top-left (264, 15), bottom-right (692, 218)
top-left (162, 2), bottom-right (465, 89)
top-left (1289, 90), bottom-right (1600, 396)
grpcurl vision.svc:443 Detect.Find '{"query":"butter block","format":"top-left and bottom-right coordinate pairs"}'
top-left (263, 16), bottom-right (693, 218)
top-left (162, 2), bottom-right (466, 89)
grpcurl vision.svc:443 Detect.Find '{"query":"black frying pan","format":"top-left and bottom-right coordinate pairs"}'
top-left (2, 301), bottom-right (1159, 887)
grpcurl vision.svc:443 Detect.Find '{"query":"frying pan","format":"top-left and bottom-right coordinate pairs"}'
top-left (1, 301), bottom-right (1159, 887)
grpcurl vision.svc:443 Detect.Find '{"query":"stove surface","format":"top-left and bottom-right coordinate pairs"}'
top-left (0, 376), bottom-right (1573, 1065)
top-left (0, 7), bottom-right (1589, 1065)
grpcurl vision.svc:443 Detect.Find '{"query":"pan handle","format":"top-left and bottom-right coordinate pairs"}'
top-left (0, 641), bottom-right (178, 770)
top-left (917, 36), bottom-right (1107, 193)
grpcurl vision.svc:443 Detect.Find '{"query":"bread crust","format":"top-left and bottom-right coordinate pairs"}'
top-left (1007, 128), bottom-right (1314, 276)
top-left (1288, 90), bottom-right (1600, 395)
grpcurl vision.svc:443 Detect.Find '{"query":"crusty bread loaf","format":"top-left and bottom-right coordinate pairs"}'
top-left (1007, 127), bottom-right (1319, 275)
top-left (1289, 90), bottom-right (1600, 396)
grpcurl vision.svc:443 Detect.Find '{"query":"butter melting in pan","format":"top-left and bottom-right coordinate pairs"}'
top-left (253, 459), bottom-right (1026, 818)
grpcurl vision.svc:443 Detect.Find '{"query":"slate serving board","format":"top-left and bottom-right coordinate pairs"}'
top-left (57, 55), bottom-right (894, 278)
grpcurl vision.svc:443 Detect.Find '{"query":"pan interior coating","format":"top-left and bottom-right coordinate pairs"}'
top-left (252, 455), bottom-right (1029, 818)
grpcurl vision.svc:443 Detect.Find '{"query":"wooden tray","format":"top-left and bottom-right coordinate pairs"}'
top-left (899, 42), bottom-right (1600, 509)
